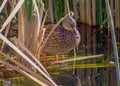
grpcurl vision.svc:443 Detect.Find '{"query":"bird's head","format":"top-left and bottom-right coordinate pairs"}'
top-left (62, 17), bottom-right (76, 32)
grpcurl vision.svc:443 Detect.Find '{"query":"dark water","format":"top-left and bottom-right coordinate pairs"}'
top-left (0, 73), bottom-right (80, 86)
top-left (0, 77), bottom-right (40, 86)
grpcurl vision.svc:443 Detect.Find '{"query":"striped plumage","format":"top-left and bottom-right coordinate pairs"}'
top-left (41, 17), bottom-right (80, 64)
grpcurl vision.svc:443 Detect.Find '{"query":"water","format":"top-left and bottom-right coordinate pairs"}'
top-left (0, 77), bottom-right (40, 86)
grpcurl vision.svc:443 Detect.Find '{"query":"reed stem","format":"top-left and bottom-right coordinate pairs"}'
top-left (105, 0), bottom-right (120, 85)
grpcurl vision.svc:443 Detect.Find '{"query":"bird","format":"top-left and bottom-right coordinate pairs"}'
top-left (41, 16), bottom-right (80, 65)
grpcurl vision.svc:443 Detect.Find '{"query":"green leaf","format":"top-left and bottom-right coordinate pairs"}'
top-left (24, 0), bottom-right (33, 21)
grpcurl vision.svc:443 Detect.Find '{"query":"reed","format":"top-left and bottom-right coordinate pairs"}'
top-left (0, 0), bottom-right (57, 86)
top-left (0, 0), bottom-right (8, 13)
top-left (51, 54), bottom-right (103, 64)
top-left (0, 50), bottom-right (52, 86)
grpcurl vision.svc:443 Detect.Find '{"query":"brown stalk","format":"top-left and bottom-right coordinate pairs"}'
top-left (0, 58), bottom-right (49, 86)
top-left (0, 51), bottom-right (53, 86)
top-left (51, 54), bottom-right (103, 64)
top-left (37, 10), bottom-right (48, 59)
top-left (1, 23), bottom-right (11, 50)
top-left (1, 0), bottom-right (15, 50)
top-left (38, 10), bottom-right (48, 42)
top-left (11, 37), bottom-right (50, 77)
top-left (0, 33), bottom-right (57, 86)
top-left (66, 0), bottom-right (70, 13)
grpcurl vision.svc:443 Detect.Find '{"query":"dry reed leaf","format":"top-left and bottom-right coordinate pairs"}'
top-left (0, 0), bottom-right (8, 13)
top-left (0, 33), bottom-right (57, 86)
top-left (1, 23), bottom-right (11, 50)
top-left (39, 3), bottom-right (44, 32)
top-left (32, 0), bottom-right (41, 37)
top-left (66, 0), bottom-right (70, 13)
top-left (51, 54), bottom-right (103, 64)
top-left (12, 37), bottom-right (50, 77)
top-left (0, 0), bottom-right (57, 85)
top-left (38, 10), bottom-right (48, 42)
top-left (0, 51), bottom-right (52, 86)
top-left (1, 0), bottom-right (16, 51)
top-left (0, 58), bottom-right (49, 86)
top-left (0, 0), bottom-right (25, 32)
top-left (37, 10), bottom-right (48, 58)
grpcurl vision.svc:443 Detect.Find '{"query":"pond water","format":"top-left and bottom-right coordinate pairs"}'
top-left (0, 77), bottom-right (40, 86)
top-left (0, 72), bottom-right (80, 86)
